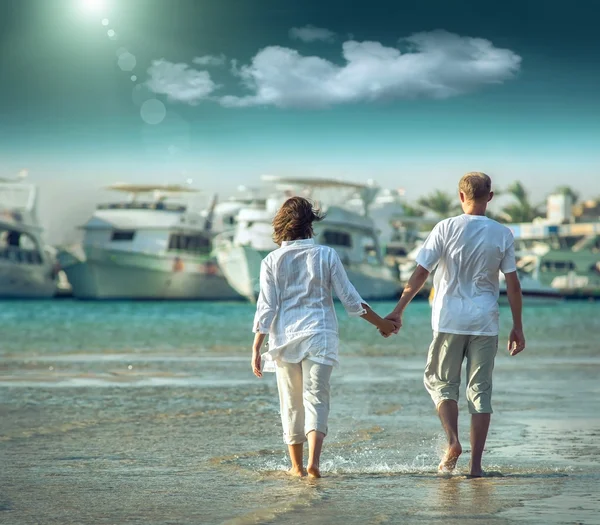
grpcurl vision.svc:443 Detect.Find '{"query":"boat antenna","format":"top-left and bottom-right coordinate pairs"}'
top-left (204, 193), bottom-right (218, 232)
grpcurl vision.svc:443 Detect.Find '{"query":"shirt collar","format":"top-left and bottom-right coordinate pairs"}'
top-left (281, 238), bottom-right (315, 247)
top-left (462, 213), bottom-right (488, 220)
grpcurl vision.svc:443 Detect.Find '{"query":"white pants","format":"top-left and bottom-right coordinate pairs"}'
top-left (275, 359), bottom-right (333, 445)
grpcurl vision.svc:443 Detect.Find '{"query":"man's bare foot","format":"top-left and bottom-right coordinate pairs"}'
top-left (438, 442), bottom-right (462, 472)
top-left (468, 463), bottom-right (483, 478)
top-left (307, 465), bottom-right (321, 478)
top-left (288, 466), bottom-right (306, 477)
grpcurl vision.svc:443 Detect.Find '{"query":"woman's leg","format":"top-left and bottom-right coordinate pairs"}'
top-left (276, 361), bottom-right (306, 476)
top-left (302, 360), bottom-right (333, 478)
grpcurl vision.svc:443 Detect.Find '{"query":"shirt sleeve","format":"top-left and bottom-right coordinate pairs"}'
top-left (500, 232), bottom-right (517, 274)
top-left (330, 250), bottom-right (368, 317)
top-left (253, 259), bottom-right (278, 334)
top-left (414, 222), bottom-right (444, 272)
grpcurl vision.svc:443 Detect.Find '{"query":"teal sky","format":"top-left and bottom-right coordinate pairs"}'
top-left (1, 0), bottom-right (599, 241)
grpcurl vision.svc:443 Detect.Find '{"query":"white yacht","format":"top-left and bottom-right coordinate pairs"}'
top-left (0, 175), bottom-right (59, 298)
top-left (213, 176), bottom-right (402, 302)
top-left (58, 184), bottom-right (242, 300)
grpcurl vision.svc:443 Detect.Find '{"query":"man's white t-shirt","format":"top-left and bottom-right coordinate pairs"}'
top-left (415, 214), bottom-right (517, 336)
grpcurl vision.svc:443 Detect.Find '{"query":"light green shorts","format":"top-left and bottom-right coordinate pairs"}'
top-left (424, 332), bottom-right (499, 414)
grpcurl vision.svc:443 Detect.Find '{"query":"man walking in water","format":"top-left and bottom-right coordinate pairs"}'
top-left (385, 172), bottom-right (525, 477)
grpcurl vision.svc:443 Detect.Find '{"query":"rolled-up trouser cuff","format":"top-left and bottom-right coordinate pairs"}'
top-left (283, 433), bottom-right (308, 445)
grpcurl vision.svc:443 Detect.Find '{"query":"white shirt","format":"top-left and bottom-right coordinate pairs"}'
top-left (416, 214), bottom-right (517, 336)
top-left (253, 238), bottom-right (367, 371)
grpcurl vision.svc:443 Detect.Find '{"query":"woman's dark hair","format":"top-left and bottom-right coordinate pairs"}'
top-left (272, 196), bottom-right (325, 245)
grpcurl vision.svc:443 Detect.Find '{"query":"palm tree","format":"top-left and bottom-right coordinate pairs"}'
top-left (501, 181), bottom-right (543, 223)
top-left (554, 185), bottom-right (579, 205)
top-left (485, 210), bottom-right (510, 223)
top-left (417, 190), bottom-right (461, 218)
top-left (401, 202), bottom-right (425, 217)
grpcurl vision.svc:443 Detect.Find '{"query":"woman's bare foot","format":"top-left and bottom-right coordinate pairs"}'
top-left (288, 466), bottom-right (306, 477)
top-left (438, 442), bottom-right (462, 472)
top-left (307, 464), bottom-right (321, 478)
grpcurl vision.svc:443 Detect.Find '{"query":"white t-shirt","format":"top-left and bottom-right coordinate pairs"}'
top-left (415, 214), bottom-right (517, 336)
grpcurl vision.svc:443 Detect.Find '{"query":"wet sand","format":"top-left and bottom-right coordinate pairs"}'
top-left (1, 300), bottom-right (599, 524)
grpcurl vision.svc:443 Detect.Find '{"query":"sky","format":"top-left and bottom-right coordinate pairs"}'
top-left (1, 0), bottom-right (599, 242)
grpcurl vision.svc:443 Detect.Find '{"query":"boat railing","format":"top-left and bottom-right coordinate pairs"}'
top-left (212, 229), bottom-right (236, 248)
top-left (97, 202), bottom-right (187, 212)
top-left (0, 245), bottom-right (44, 265)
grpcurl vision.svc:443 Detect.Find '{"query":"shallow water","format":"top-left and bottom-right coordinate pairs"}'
top-left (1, 300), bottom-right (599, 524)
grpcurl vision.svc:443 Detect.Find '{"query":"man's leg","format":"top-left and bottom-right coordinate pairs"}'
top-left (424, 333), bottom-right (468, 472)
top-left (466, 336), bottom-right (498, 477)
top-left (470, 413), bottom-right (491, 477)
top-left (437, 400), bottom-right (462, 471)
top-left (302, 360), bottom-right (333, 478)
top-left (275, 362), bottom-right (306, 476)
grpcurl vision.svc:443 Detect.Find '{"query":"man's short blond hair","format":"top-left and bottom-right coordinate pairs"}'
top-left (459, 172), bottom-right (492, 201)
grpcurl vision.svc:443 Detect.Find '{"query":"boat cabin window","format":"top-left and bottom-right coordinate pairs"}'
top-left (0, 229), bottom-right (43, 265)
top-left (168, 233), bottom-right (211, 254)
top-left (385, 245), bottom-right (408, 257)
top-left (540, 260), bottom-right (576, 272)
top-left (111, 230), bottom-right (136, 241)
top-left (322, 230), bottom-right (352, 247)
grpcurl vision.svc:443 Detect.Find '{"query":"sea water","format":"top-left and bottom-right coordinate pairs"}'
top-left (1, 300), bottom-right (599, 524)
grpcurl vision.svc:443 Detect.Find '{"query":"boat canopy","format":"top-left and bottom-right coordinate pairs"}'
top-left (261, 175), bottom-right (372, 191)
top-left (106, 183), bottom-right (200, 194)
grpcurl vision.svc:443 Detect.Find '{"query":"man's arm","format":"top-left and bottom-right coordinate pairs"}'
top-left (384, 222), bottom-right (443, 333)
top-left (504, 271), bottom-right (525, 356)
top-left (385, 264), bottom-right (430, 331)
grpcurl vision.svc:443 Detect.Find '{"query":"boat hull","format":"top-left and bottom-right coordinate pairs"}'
top-left (0, 259), bottom-right (57, 298)
top-left (59, 246), bottom-right (241, 300)
top-left (498, 290), bottom-right (563, 306)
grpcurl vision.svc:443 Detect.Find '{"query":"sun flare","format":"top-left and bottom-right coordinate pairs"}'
top-left (80, 0), bottom-right (105, 13)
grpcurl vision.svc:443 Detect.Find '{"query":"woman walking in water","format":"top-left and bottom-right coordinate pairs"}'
top-left (251, 196), bottom-right (396, 478)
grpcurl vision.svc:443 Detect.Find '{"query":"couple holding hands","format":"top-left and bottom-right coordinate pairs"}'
top-left (251, 172), bottom-right (525, 479)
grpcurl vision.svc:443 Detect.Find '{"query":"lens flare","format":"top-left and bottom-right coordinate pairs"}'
top-left (80, 0), bottom-right (105, 13)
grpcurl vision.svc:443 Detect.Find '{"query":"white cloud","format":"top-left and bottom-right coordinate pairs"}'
top-left (146, 31), bottom-right (521, 109)
top-left (220, 31), bottom-right (521, 108)
top-left (146, 59), bottom-right (217, 104)
top-left (193, 54), bottom-right (226, 66)
top-left (289, 25), bottom-right (336, 43)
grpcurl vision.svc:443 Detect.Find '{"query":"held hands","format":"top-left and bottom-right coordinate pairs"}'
top-left (508, 326), bottom-right (526, 356)
top-left (378, 312), bottom-right (402, 338)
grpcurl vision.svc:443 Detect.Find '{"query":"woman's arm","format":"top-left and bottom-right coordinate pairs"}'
top-left (251, 260), bottom-right (277, 378)
top-left (253, 260), bottom-right (278, 334)
top-left (251, 333), bottom-right (267, 378)
top-left (360, 305), bottom-right (397, 336)
top-left (330, 251), bottom-right (396, 336)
